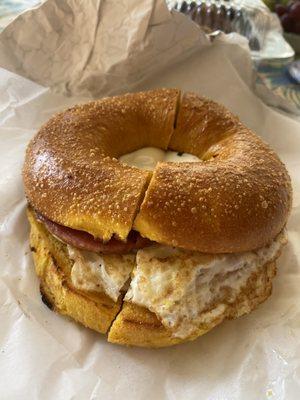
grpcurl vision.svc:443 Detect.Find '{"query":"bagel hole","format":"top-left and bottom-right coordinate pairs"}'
top-left (118, 147), bottom-right (201, 171)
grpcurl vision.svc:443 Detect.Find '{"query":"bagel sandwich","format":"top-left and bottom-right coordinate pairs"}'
top-left (23, 89), bottom-right (292, 348)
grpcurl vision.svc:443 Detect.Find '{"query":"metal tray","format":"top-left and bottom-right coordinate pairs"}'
top-left (168, 0), bottom-right (294, 63)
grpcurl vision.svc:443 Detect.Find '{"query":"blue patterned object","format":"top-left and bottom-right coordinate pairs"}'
top-left (257, 61), bottom-right (300, 109)
top-left (288, 60), bottom-right (300, 84)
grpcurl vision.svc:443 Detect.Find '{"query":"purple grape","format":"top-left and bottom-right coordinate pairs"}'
top-left (293, 20), bottom-right (300, 33)
top-left (275, 4), bottom-right (288, 16)
top-left (281, 13), bottom-right (295, 32)
top-left (290, 1), bottom-right (300, 19)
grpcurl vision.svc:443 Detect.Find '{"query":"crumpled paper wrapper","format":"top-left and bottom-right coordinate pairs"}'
top-left (0, 1), bottom-right (300, 399)
top-left (0, 0), bottom-right (210, 97)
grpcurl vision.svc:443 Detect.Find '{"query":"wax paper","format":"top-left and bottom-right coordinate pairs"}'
top-left (0, 1), bottom-right (300, 399)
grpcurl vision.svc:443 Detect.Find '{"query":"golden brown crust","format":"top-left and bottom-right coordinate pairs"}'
top-left (108, 302), bottom-right (182, 347)
top-left (24, 89), bottom-right (292, 252)
top-left (108, 261), bottom-right (276, 347)
top-left (134, 93), bottom-right (292, 252)
top-left (23, 89), bottom-right (180, 241)
top-left (28, 209), bottom-right (122, 333)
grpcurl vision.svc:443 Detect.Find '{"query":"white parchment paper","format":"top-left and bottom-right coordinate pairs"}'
top-left (0, 1), bottom-right (300, 399)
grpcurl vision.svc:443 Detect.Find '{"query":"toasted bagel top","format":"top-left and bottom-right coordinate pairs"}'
top-left (23, 89), bottom-right (180, 241)
top-left (23, 90), bottom-right (292, 252)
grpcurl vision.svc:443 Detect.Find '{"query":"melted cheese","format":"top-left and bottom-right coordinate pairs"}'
top-left (125, 231), bottom-right (287, 339)
top-left (68, 246), bottom-right (134, 302)
top-left (119, 147), bottom-right (200, 171)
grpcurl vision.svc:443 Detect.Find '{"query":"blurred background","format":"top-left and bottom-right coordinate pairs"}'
top-left (1, 0), bottom-right (299, 109)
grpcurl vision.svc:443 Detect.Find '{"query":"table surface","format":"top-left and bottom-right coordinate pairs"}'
top-left (1, 0), bottom-right (299, 110)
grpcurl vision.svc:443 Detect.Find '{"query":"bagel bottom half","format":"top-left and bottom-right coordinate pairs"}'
top-left (28, 209), bottom-right (277, 348)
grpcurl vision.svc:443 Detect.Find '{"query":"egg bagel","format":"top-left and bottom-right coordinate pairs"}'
top-left (23, 90), bottom-right (291, 253)
top-left (23, 89), bottom-right (292, 347)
